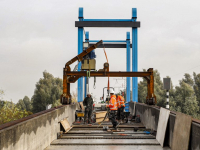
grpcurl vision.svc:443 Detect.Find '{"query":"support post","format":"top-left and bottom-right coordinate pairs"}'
top-left (84, 77), bottom-right (87, 98)
top-left (78, 7), bottom-right (84, 102)
top-left (125, 32), bottom-right (131, 112)
top-left (132, 8), bottom-right (138, 102)
top-left (166, 90), bottom-right (169, 109)
top-left (163, 78), bottom-right (171, 109)
top-left (84, 31), bottom-right (89, 98)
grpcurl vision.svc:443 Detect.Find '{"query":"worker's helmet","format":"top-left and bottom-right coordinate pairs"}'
top-left (87, 92), bottom-right (91, 96)
top-left (109, 89), bottom-right (115, 94)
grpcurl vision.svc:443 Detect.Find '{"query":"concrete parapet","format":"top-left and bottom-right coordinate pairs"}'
top-left (129, 102), bottom-right (200, 149)
top-left (0, 105), bottom-right (76, 150)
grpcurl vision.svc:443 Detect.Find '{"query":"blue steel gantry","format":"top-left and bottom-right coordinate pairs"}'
top-left (75, 8), bottom-right (140, 111)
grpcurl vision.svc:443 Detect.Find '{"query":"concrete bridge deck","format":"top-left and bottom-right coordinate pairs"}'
top-left (0, 102), bottom-right (200, 150)
top-left (46, 122), bottom-right (170, 150)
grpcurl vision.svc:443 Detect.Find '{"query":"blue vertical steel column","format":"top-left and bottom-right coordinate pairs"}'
top-left (84, 31), bottom-right (89, 98)
top-left (132, 8), bottom-right (138, 102)
top-left (125, 32), bottom-right (131, 112)
top-left (78, 7), bottom-right (84, 102)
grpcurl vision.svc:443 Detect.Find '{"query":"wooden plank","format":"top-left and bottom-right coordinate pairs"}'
top-left (171, 112), bottom-right (192, 150)
top-left (60, 119), bottom-right (71, 133)
top-left (156, 107), bottom-right (170, 147)
top-left (96, 118), bottom-right (109, 123)
top-left (79, 102), bottom-right (85, 111)
top-left (111, 129), bottom-right (125, 132)
top-left (96, 111), bottom-right (107, 118)
top-left (107, 129), bottom-right (112, 132)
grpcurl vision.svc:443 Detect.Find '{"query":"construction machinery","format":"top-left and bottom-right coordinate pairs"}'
top-left (61, 40), bottom-right (156, 105)
top-left (101, 87), bottom-right (115, 103)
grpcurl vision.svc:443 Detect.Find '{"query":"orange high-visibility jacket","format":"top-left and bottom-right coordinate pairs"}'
top-left (108, 95), bottom-right (117, 110)
top-left (117, 95), bottom-right (125, 108)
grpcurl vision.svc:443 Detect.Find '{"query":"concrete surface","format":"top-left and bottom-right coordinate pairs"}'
top-left (190, 122), bottom-right (200, 150)
top-left (130, 102), bottom-right (200, 150)
top-left (156, 108), bottom-right (170, 147)
top-left (46, 123), bottom-right (170, 150)
top-left (51, 139), bottom-right (160, 145)
top-left (61, 134), bottom-right (155, 139)
top-left (46, 145), bottom-right (171, 150)
top-left (0, 105), bottom-right (76, 150)
top-left (134, 103), bottom-right (160, 131)
top-left (1, 102), bottom-right (200, 150)
top-left (171, 112), bottom-right (192, 150)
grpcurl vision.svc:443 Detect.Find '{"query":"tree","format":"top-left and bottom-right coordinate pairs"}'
top-left (52, 99), bottom-right (62, 107)
top-left (0, 89), bottom-right (5, 109)
top-left (0, 101), bottom-right (32, 125)
top-left (193, 72), bottom-right (200, 112)
top-left (138, 76), bottom-right (147, 103)
top-left (138, 69), bottom-right (166, 107)
top-left (31, 71), bottom-right (63, 113)
top-left (16, 96), bottom-right (32, 111)
top-left (16, 99), bottom-right (25, 110)
top-left (182, 73), bottom-right (194, 86)
top-left (170, 74), bottom-right (199, 118)
top-left (0, 89), bottom-right (4, 101)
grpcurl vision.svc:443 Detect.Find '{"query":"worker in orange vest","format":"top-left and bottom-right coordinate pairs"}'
top-left (116, 93), bottom-right (125, 123)
top-left (106, 89), bottom-right (118, 129)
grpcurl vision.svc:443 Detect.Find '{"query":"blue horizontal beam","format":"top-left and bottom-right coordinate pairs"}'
top-left (76, 21), bottom-right (140, 28)
top-left (89, 40), bottom-right (126, 43)
top-left (89, 43), bottom-right (132, 48)
top-left (83, 19), bottom-right (132, 22)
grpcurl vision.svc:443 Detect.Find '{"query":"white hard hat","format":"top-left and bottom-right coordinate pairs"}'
top-left (109, 89), bottom-right (115, 94)
top-left (87, 92), bottom-right (91, 95)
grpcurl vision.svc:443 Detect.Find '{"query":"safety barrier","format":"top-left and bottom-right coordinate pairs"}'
top-left (0, 105), bottom-right (76, 150)
top-left (129, 102), bottom-right (200, 149)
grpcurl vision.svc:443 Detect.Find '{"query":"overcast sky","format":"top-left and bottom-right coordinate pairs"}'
top-left (1, 0), bottom-right (200, 103)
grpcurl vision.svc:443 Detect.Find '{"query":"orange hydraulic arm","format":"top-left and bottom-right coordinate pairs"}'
top-left (64, 40), bottom-right (103, 72)
top-left (61, 40), bottom-right (103, 104)
top-left (145, 68), bottom-right (157, 105)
